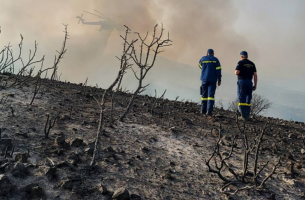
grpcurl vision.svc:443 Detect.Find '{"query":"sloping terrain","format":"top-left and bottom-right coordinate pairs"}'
top-left (0, 77), bottom-right (305, 200)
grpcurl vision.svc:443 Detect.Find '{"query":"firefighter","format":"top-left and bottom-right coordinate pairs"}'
top-left (198, 49), bottom-right (222, 116)
top-left (235, 51), bottom-right (258, 120)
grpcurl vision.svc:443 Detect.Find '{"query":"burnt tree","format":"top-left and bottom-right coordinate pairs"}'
top-left (0, 35), bottom-right (44, 90)
top-left (90, 25), bottom-right (137, 166)
top-left (119, 24), bottom-right (172, 121)
top-left (206, 118), bottom-right (280, 195)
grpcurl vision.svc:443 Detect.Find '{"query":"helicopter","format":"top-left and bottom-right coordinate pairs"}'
top-left (76, 10), bottom-right (124, 32)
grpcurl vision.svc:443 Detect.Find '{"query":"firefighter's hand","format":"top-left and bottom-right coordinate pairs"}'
top-left (253, 85), bottom-right (256, 91)
top-left (218, 81), bottom-right (221, 86)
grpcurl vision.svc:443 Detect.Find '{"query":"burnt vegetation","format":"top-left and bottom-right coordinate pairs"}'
top-left (1, 24), bottom-right (305, 200)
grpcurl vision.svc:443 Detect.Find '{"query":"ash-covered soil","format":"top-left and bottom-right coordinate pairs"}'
top-left (1, 77), bottom-right (305, 200)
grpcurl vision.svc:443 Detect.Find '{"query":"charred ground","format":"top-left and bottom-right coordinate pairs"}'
top-left (1, 76), bottom-right (305, 200)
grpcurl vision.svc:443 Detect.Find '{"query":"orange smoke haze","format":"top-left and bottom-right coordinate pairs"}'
top-left (0, 0), bottom-right (255, 85)
top-left (1, 0), bottom-right (305, 88)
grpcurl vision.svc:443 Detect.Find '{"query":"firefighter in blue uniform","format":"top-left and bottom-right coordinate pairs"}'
top-left (235, 51), bottom-right (258, 120)
top-left (198, 49), bottom-right (222, 116)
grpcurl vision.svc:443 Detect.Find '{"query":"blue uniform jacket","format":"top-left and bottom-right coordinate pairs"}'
top-left (198, 55), bottom-right (222, 83)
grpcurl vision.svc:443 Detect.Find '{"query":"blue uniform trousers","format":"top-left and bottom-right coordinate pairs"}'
top-left (201, 81), bottom-right (216, 115)
top-left (237, 79), bottom-right (253, 119)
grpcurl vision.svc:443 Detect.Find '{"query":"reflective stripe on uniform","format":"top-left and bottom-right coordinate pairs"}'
top-left (202, 61), bottom-right (216, 63)
top-left (238, 103), bottom-right (251, 106)
top-left (198, 63), bottom-right (202, 69)
top-left (201, 97), bottom-right (215, 101)
top-left (216, 66), bottom-right (221, 70)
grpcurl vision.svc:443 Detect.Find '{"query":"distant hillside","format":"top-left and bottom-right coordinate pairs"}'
top-left (108, 56), bottom-right (305, 122)
top-left (71, 53), bottom-right (305, 122)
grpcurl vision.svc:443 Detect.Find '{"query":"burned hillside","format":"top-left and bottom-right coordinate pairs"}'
top-left (0, 75), bottom-right (305, 200)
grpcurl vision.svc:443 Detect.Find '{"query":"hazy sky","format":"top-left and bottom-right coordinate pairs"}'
top-left (232, 0), bottom-right (305, 85)
top-left (1, 0), bottom-right (304, 89)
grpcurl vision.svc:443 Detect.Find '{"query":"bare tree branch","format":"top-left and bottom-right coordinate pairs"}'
top-left (119, 24), bottom-right (172, 121)
top-left (91, 25), bottom-right (137, 167)
top-left (51, 24), bottom-right (69, 81)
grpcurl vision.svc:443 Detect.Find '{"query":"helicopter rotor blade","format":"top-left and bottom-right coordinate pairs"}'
top-left (78, 13), bottom-right (83, 24)
top-left (94, 9), bottom-right (107, 18)
top-left (83, 10), bottom-right (104, 19)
